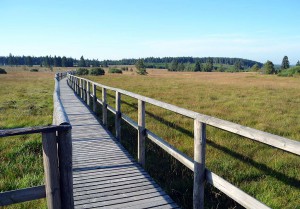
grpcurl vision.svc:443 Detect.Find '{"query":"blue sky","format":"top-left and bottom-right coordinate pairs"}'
top-left (1, 0), bottom-right (300, 64)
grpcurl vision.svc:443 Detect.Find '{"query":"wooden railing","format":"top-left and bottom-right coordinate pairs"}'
top-left (0, 73), bottom-right (73, 209)
top-left (67, 73), bottom-right (300, 209)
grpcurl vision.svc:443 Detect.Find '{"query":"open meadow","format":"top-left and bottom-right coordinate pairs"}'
top-left (85, 69), bottom-right (300, 209)
top-left (0, 70), bottom-right (56, 208)
top-left (0, 67), bottom-right (299, 208)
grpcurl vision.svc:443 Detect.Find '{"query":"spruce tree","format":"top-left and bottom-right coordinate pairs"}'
top-left (79, 56), bottom-right (86, 67)
top-left (194, 61), bottom-right (201, 72)
top-left (263, 60), bottom-right (276, 74)
top-left (296, 60), bottom-right (300, 66)
top-left (135, 59), bottom-right (147, 75)
top-left (281, 56), bottom-right (290, 69)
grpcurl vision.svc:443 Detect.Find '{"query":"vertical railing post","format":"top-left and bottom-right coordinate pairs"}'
top-left (80, 79), bottom-right (83, 99)
top-left (42, 131), bottom-right (61, 209)
top-left (115, 91), bottom-right (121, 141)
top-left (102, 87), bottom-right (107, 127)
top-left (57, 127), bottom-right (74, 209)
top-left (138, 100), bottom-right (145, 167)
top-left (83, 80), bottom-right (86, 101)
top-left (87, 81), bottom-right (90, 106)
top-left (93, 84), bottom-right (97, 113)
top-left (193, 119), bottom-right (206, 209)
top-left (76, 78), bottom-right (79, 95)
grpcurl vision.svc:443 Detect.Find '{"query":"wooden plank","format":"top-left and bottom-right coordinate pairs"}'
top-left (138, 100), bottom-right (145, 167)
top-left (57, 128), bottom-right (74, 209)
top-left (42, 132), bottom-right (61, 209)
top-left (86, 81), bottom-right (91, 106)
top-left (122, 113), bottom-right (138, 130)
top-left (102, 87), bottom-right (107, 127)
top-left (115, 91), bottom-right (121, 141)
top-left (206, 170), bottom-right (270, 209)
top-left (146, 130), bottom-right (194, 171)
top-left (58, 77), bottom-right (178, 209)
top-left (0, 186), bottom-right (46, 206)
top-left (193, 120), bottom-right (206, 209)
top-left (0, 125), bottom-right (66, 138)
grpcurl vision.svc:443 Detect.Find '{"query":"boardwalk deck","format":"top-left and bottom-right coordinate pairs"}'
top-left (59, 79), bottom-right (179, 209)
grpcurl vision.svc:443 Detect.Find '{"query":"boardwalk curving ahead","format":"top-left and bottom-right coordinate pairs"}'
top-left (59, 78), bottom-right (179, 209)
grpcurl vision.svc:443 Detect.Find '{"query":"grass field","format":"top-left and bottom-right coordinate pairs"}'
top-left (1, 67), bottom-right (299, 208)
top-left (85, 69), bottom-right (300, 209)
top-left (0, 70), bottom-right (55, 208)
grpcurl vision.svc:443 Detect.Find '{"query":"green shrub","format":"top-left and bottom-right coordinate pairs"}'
top-left (76, 68), bottom-right (89, 75)
top-left (121, 67), bottom-right (128, 71)
top-left (278, 66), bottom-right (300, 77)
top-left (90, 68), bottom-right (105, 76)
top-left (30, 69), bottom-right (39, 72)
top-left (108, 68), bottom-right (123, 74)
top-left (0, 68), bottom-right (7, 74)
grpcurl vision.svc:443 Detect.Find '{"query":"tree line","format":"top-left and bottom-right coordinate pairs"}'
top-left (0, 54), bottom-right (101, 67)
top-left (101, 56), bottom-right (263, 69)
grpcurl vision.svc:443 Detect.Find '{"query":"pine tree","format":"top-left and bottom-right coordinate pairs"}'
top-left (281, 56), bottom-right (290, 69)
top-left (170, 59), bottom-right (178, 71)
top-left (135, 59), bottom-right (147, 75)
top-left (296, 60), bottom-right (300, 66)
top-left (194, 61), bottom-right (201, 72)
top-left (263, 60), bottom-right (276, 74)
top-left (250, 63), bottom-right (260, 72)
top-left (79, 56), bottom-right (86, 67)
top-left (62, 56), bottom-right (67, 67)
top-left (206, 57), bottom-right (213, 72)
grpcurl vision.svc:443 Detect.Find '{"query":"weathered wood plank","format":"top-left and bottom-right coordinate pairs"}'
top-left (58, 78), bottom-right (178, 209)
top-left (115, 91), bottom-right (121, 141)
top-left (138, 100), bottom-right (145, 167)
top-left (0, 125), bottom-right (69, 138)
top-left (0, 186), bottom-right (46, 206)
top-left (42, 132), bottom-right (61, 209)
top-left (193, 120), bottom-right (206, 209)
top-left (206, 170), bottom-right (270, 209)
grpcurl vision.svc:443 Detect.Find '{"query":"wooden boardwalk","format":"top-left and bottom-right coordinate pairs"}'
top-left (59, 79), bottom-right (179, 209)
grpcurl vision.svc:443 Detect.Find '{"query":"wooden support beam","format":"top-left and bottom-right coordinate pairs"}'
top-left (42, 132), bottom-right (61, 209)
top-left (193, 119), bottom-right (206, 209)
top-left (93, 84), bottom-right (97, 113)
top-left (115, 91), bottom-right (121, 141)
top-left (138, 100), bottom-right (146, 167)
top-left (102, 88), bottom-right (107, 127)
top-left (57, 128), bottom-right (74, 209)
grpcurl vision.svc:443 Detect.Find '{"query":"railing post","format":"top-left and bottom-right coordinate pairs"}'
top-left (138, 100), bottom-right (145, 167)
top-left (193, 119), bottom-right (206, 209)
top-left (80, 79), bottom-right (83, 99)
top-left (42, 131), bottom-right (61, 209)
top-left (57, 127), bottom-right (74, 209)
top-left (102, 87), bottom-right (107, 127)
top-left (115, 91), bottom-right (121, 141)
top-left (93, 84), bottom-right (97, 113)
top-left (76, 78), bottom-right (79, 95)
top-left (82, 80), bottom-right (86, 101)
top-left (87, 81), bottom-right (90, 106)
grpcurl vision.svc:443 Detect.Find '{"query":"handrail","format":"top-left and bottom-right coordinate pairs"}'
top-left (69, 74), bottom-right (300, 156)
top-left (0, 125), bottom-right (70, 138)
top-left (67, 73), bottom-right (300, 209)
top-left (1, 73), bottom-right (73, 209)
top-left (53, 73), bottom-right (70, 126)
